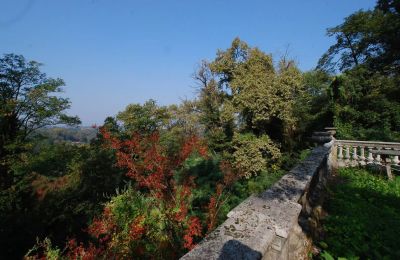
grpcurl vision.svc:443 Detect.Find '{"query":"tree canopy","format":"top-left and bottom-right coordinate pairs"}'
top-left (0, 54), bottom-right (80, 188)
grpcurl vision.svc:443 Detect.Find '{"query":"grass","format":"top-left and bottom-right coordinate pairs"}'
top-left (317, 167), bottom-right (400, 260)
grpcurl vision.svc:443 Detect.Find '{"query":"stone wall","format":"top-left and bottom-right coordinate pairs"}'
top-left (181, 141), bottom-right (334, 260)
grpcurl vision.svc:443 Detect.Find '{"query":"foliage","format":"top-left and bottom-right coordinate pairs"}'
top-left (34, 126), bottom-right (98, 144)
top-left (208, 38), bottom-right (304, 145)
top-left (317, 168), bottom-right (400, 259)
top-left (25, 238), bottom-right (61, 260)
top-left (27, 129), bottom-right (210, 259)
top-left (4, 8), bottom-right (400, 257)
top-left (192, 38), bottom-right (305, 180)
top-left (0, 139), bottom-right (123, 259)
top-left (0, 53), bottom-right (80, 189)
top-left (232, 133), bottom-right (281, 178)
top-left (316, 0), bottom-right (400, 141)
top-left (318, 0), bottom-right (400, 74)
top-left (116, 99), bottom-right (170, 134)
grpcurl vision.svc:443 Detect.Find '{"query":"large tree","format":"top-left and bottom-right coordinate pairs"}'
top-left (0, 54), bottom-right (80, 188)
top-left (209, 38), bottom-right (304, 146)
top-left (317, 0), bottom-right (400, 74)
top-left (316, 0), bottom-right (400, 140)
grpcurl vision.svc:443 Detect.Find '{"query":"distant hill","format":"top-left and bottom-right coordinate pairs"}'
top-left (34, 126), bottom-right (98, 144)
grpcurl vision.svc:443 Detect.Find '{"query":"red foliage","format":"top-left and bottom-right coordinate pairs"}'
top-left (61, 129), bottom-right (212, 257)
top-left (66, 239), bottom-right (101, 260)
top-left (31, 174), bottom-right (70, 201)
top-left (206, 161), bottom-right (241, 232)
top-left (179, 136), bottom-right (208, 163)
top-left (183, 217), bottom-right (202, 250)
top-left (100, 128), bottom-right (208, 201)
top-left (206, 190), bottom-right (220, 232)
top-left (87, 207), bottom-right (116, 243)
top-left (129, 216), bottom-right (146, 240)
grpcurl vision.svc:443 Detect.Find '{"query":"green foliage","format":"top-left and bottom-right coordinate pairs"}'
top-left (0, 54), bottom-right (81, 139)
top-left (318, 0), bottom-right (400, 74)
top-left (209, 38), bottom-right (305, 144)
top-left (331, 67), bottom-right (400, 141)
top-left (298, 70), bottom-right (334, 134)
top-left (316, 0), bottom-right (400, 141)
top-left (0, 53), bottom-right (80, 189)
top-left (232, 133), bottom-right (281, 178)
top-left (34, 127), bottom-right (98, 144)
top-left (318, 168), bottom-right (400, 259)
top-left (116, 99), bottom-right (170, 134)
top-left (25, 238), bottom-right (61, 260)
top-left (0, 140), bottom-right (124, 259)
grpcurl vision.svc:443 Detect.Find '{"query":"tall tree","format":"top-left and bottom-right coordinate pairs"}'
top-left (318, 0), bottom-right (400, 75)
top-left (209, 38), bottom-right (304, 146)
top-left (116, 99), bottom-right (170, 134)
top-left (194, 61), bottom-right (233, 152)
top-left (316, 0), bottom-right (400, 140)
top-left (0, 54), bottom-right (80, 188)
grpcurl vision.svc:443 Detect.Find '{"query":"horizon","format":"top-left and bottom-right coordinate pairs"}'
top-left (1, 0), bottom-right (376, 125)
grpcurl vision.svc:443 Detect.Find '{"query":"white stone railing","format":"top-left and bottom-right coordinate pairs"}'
top-left (334, 140), bottom-right (400, 179)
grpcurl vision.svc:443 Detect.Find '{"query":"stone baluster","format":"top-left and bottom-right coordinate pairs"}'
top-left (338, 145), bottom-right (343, 159)
top-left (344, 145), bottom-right (350, 165)
top-left (367, 147), bottom-right (374, 164)
top-left (393, 152), bottom-right (399, 165)
top-left (352, 146), bottom-right (358, 166)
top-left (359, 146), bottom-right (366, 166)
top-left (385, 157), bottom-right (394, 180)
top-left (375, 149), bottom-right (382, 164)
top-left (337, 144), bottom-right (344, 167)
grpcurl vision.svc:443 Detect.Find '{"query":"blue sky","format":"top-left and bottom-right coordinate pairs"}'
top-left (1, 0), bottom-right (376, 125)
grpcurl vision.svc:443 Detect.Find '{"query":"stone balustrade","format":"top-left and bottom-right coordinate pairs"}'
top-left (335, 140), bottom-right (400, 179)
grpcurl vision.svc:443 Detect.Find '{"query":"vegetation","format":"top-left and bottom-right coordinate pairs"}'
top-left (0, 0), bottom-right (399, 258)
top-left (317, 168), bottom-right (400, 260)
top-left (34, 127), bottom-right (98, 144)
top-left (317, 0), bottom-right (400, 141)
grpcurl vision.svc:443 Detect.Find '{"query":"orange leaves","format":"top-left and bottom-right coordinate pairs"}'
top-left (129, 216), bottom-right (146, 240)
top-left (66, 239), bottom-right (101, 260)
top-left (179, 136), bottom-right (208, 164)
top-left (206, 160), bottom-right (241, 232)
top-left (31, 174), bottom-right (71, 201)
top-left (85, 129), bottom-right (212, 255)
top-left (101, 128), bottom-right (208, 201)
top-left (87, 207), bottom-right (116, 244)
top-left (183, 217), bottom-right (202, 250)
top-left (206, 195), bottom-right (219, 232)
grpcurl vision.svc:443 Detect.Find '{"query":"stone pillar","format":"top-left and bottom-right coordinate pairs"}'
top-left (367, 147), bottom-right (374, 164)
top-left (345, 146), bottom-right (350, 165)
top-left (359, 147), bottom-right (366, 166)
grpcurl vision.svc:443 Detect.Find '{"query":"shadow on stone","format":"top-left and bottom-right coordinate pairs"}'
top-left (217, 240), bottom-right (262, 260)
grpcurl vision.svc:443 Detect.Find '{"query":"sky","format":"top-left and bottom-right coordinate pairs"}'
top-left (1, 0), bottom-right (376, 126)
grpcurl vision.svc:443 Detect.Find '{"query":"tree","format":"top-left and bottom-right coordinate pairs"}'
top-left (209, 38), bottom-right (304, 148)
top-left (316, 0), bottom-right (400, 140)
top-left (0, 53), bottom-right (80, 188)
top-left (116, 99), bottom-right (169, 134)
top-left (317, 0), bottom-right (400, 75)
top-left (194, 61), bottom-right (234, 152)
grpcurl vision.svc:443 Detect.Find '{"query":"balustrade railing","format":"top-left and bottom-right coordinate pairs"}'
top-left (334, 140), bottom-right (400, 179)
